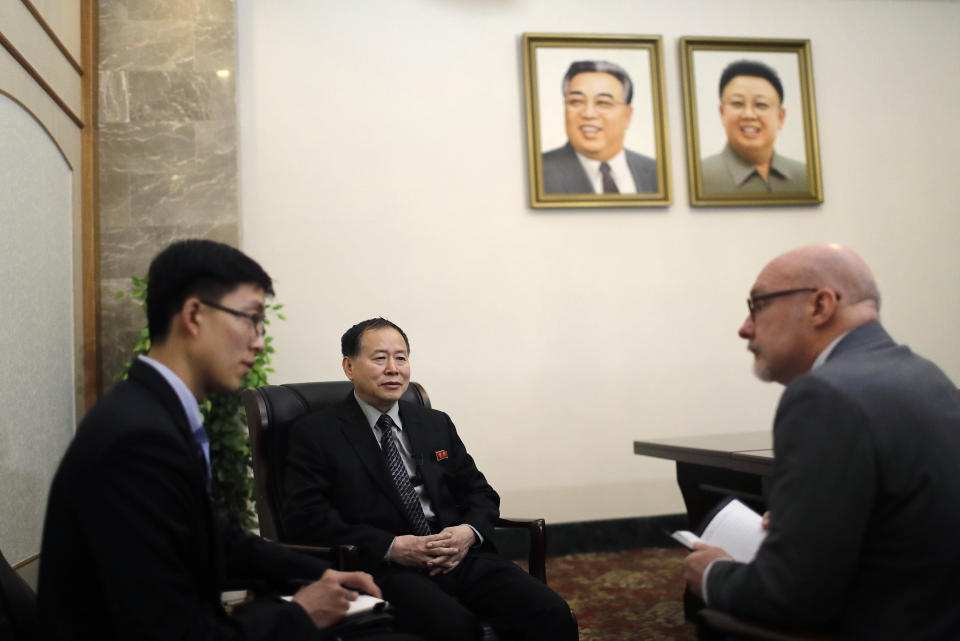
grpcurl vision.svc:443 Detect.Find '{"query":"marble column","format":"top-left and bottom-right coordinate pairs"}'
top-left (97, 0), bottom-right (238, 387)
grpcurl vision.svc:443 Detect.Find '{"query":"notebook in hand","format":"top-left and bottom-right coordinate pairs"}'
top-left (671, 497), bottom-right (767, 563)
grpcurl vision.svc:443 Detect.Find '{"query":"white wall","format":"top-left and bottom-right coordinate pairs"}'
top-left (237, 0), bottom-right (960, 523)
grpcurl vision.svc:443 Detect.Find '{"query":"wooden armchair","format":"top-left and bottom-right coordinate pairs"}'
top-left (241, 381), bottom-right (548, 582)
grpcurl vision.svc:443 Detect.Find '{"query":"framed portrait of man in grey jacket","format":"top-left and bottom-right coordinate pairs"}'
top-left (680, 37), bottom-right (823, 206)
top-left (523, 33), bottom-right (672, 208)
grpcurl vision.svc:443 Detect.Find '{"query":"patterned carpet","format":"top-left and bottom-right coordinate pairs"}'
top-left (535, 547), bottom-right (698, 641)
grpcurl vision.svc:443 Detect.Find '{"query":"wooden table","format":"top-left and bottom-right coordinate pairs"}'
top-left (634, 431), bottom-right (774, 529)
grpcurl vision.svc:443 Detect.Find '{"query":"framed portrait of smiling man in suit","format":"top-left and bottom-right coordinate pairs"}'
top-left (523, 33), bottom-right (672, 208)
top-left (680, 37), bottom-right (823, 206)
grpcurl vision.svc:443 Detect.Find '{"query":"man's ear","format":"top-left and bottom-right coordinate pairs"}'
top-left (180, 297), bottom-right (204, 337)
top-left (342, 356), bottom-right (354, 381)
top-left (810, 289), bottom-right (840, 327)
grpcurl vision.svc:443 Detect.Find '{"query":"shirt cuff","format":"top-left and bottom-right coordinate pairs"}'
top-left (385, 537), bottom-right (396, 561)
top-left (463, 524), bottom-right (482, 545)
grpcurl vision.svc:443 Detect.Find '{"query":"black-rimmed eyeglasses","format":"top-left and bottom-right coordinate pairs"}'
top-left (199, 299), bottom-right (266, 337)
top-left (746, 288), bottom-right (820, 320)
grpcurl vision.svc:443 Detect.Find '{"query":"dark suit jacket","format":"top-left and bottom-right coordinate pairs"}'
top-left (37, 360), bottom-right (330, 641)
top-left (542, 141), bottom-right (657, 194)
top-left (283, 394), bottom-right (500, 570)
top-left (707, 322), bottom-right (960, 640)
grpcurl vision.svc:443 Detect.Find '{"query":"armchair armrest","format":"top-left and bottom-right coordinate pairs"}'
top-left (280, 543), bottom-right (360, 571)
top-left (494, 517), bottom-right (546, 583)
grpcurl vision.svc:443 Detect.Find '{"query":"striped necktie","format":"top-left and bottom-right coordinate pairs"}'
top-left (377, 414), bottom-right (431, 536)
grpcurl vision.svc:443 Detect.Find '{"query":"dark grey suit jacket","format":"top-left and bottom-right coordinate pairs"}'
top-left (707, 322), bottom-right (960, 640)
top-left (283, 394), bottom-right (500, 571)
top-left (38, 360), bottom-right (331, 641)
top-left (542, 141), bottom-right (657, 194)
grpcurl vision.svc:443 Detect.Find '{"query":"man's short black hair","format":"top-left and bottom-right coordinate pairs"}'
top-left (146, 239), bottom-right (274, 344)
top-left (341, 318), bottom-right (410, 358)
top-left (562, 60), bottom-right (634, 105)
top-left (719, 60), bottom-right (784, 103)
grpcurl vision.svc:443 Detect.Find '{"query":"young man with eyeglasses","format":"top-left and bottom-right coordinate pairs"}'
top-left (38, 240), bottom-right (420, 641)
top-left (541, 59), bottom-right (658, 194)
top-left (683, 243), bottom-right (960, 640)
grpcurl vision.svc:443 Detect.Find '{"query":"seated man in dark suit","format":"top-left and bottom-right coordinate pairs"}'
top-left (38, 240), bottom-right (419, 641)
top-left (683, 244), bottom-right (960, 640)
top-left (542, 60), bottom-right (657, 194)
top-left (283, 318), bottom-right (579, 641)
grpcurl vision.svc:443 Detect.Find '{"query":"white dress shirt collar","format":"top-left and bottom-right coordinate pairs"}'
top-left (354, 391), bottom-right (402, 430)
top-left (573, 148), bottom-right (639, 194)
top-left (811, 331), bottom-right (851, 371)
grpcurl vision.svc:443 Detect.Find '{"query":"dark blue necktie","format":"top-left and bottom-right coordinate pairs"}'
top-left (193, 425), bottom-right (211, 490)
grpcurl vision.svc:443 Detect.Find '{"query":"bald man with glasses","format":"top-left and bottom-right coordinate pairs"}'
top-left (683, 244), bottom-right (960, 640)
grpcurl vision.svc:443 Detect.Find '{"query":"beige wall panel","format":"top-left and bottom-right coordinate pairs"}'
top-left (0, 2), bottom-right (83, 565)
top-left (0, 43), bottom-right (84, 408)
top-left (0, 47), bottom-right (80, 166)
top-left (0, 0), bottom-right (83, 119)
top-left (237, 0), bottom-right (960, 524)
top-left (0, 94), bottom-right (76, 565)
top-left (24, 0), bottom-right (82, 64)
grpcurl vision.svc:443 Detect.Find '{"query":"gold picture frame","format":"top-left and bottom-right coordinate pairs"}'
top-left (680, 37), bottom-right (823, 206)
top-left (523, 33), bottom-right (671, 208)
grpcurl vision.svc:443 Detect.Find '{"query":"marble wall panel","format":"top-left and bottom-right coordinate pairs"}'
top-left (100, 20), bottom-right (194, 71)
top-left (97, 0), bottom-right (239, 390)
top-left (125, 0), bottom-right (197, 21)
top-left (196, 0), bottom-right (234, 22)
top-left (195, 21), bottom-right (235, 72)
top-left (99, 70), bottom-right (130, 124)
top-left (128, 71), bottom-right (234, 121)
top-left (195, 120), bottom-right (236, 173)
top-left (99, 1), bottom-right (129, 21)
top-left (129, 171), bottom-right (236, 227)
top-left (100, 170), bottom-right (131, 229)
top-left (100, 222), bottom-right (238, 281)
top-left (100, 121), bottom-right (195, 173)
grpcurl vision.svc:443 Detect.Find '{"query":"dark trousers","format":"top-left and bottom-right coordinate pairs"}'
top-left (375, 551), bottom-right (577, 641)
top-left (322, 634), bottom-right (424, 641)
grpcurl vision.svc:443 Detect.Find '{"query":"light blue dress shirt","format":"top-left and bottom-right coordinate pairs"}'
top-left (138, 355), bottom-right (209, 484)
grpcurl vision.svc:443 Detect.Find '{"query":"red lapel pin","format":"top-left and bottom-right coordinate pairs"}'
top-left (434, 450), bottom-right (448, 461)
